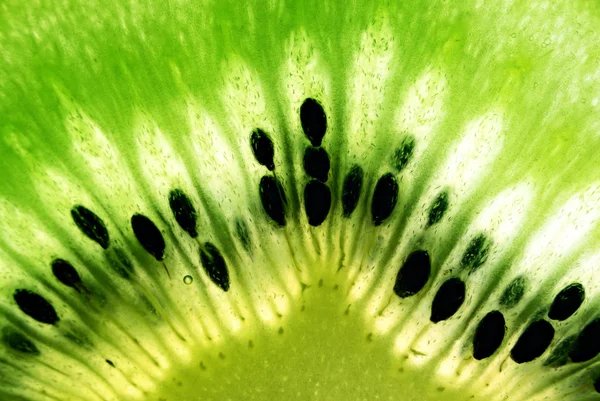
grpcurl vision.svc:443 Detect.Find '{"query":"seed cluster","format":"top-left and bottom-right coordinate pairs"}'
top-left (2, 96), bottom-right (598, 398)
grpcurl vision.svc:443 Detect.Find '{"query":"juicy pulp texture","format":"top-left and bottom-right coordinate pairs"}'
top-left (1, 0), bottom-right (600, 400)
top-left (152, 288), bottom-right (480, 401)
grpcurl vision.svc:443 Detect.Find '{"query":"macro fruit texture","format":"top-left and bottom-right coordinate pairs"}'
top-left (1, 0), bottom-right (600, 400)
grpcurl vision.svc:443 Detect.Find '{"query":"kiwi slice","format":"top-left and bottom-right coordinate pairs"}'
top-left (1, 1), bottom-right (600, 400)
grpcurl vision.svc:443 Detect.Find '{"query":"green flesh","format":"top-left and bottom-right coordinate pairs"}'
top-left (1, 0), bottom-right (600, 400)
top-left (153, 289), bottom-right (475, 401)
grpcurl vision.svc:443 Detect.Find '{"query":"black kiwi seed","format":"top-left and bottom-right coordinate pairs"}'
top-left (510, 320), bottom-right (555, 363)
top-left (71, 205), bottom-right (110, 249)
top-left (371, 173), bottom-right (399, 226)
top-left (199, 242), bottom-right (230, 292)
top-left (499, 276), bottom-right (526, 309)
top-left (430, 277), bottom-right (466, 323)
top-left (392, 136), bottom-right (416, 172)
top-left (169, 189), bottom-right (198, 238)
top-left (304, 179), bottom-right (331, 227)
top-left (460, 234), bottom-right (491, 272)
top-left (250, 128), bottom-right (275, 171)
top-left (594, 376), bottom-right (600, 393)
top-left (548, 283), bottom-right (585, 322)
top-left (51, 259), bottom-right (83, 290)
top-left (259, 175), bottom-right (287, 227)
top-left (473, 311), bottom-right (506, 360)
top-left (393, 250), bottom-right (431, 298)
top-left (300, 98), bottom-right (327, 147)
top-left (303, 146), bottom-right (330, 182)
top-left (569, 317), bottom-right (600, 363)
top-left (427, 190), bottom-right (449, 227)
top-left (341, 164), bottom-right (363, 218)
top-left (131, 214), bottom-right (166, 261)
top-left (2, 327), bottom-right (40, 355)
top-left (13, 289), bottom-right (59, 325)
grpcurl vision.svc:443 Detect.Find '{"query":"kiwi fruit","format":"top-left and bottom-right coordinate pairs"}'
top-left (1, 0), bottom-right (600, 400)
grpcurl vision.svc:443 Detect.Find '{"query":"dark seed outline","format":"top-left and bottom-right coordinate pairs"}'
top-left (2, 327), bottom-right (40, 355)
top-left (544, 335), bottom-right (577, 367)
top-left (131, 214), bottom-right (166, 261)
top-left (71, 205), bottom-right (110, 249)
top-left (460, 233), bottom-right (491, 272)
top-left (13, 289), bottom-right (59, 325)
top-left (259, 175), bottom-right (287, 227)
top-left (569, 317), bottom-right (600, 363)
top-left (168, 189), bottom-right (199, 238)
top-left (51, 259), bottom-right (83, 290)
top-left (510, 319), bottom-right (555, 363)
top-left (548, 283), bottom-right (585, 322)
top-left (430, 277), bottom-right (466, 323)
top-left (341, 165), bottom-right (364, 218)
top-left (473, 310), bottom-right (506, 360)
top-left (300, 98), bottom-right (327, 147)
top-left (303, 179), bottom-right (331, 227)
top-left (200, 242), bottom-right (230, 292)
top-left (303, 146), bottom-right (330, 182)
top-left (371, 173), bottom-right (399, 226)
top-left (391, 135), bottom-right (416, 172)
top-left (499, 276), bottom-right (526, 309)
top-left (427, 190), bottom-right (450, 227)
top-left (393, 250), bottom-right (431, 298)
top-left (250, 128), bottom-right (275, 171)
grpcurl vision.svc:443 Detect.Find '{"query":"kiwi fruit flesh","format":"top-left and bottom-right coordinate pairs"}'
top-left (1, 0), bottom-right (600, 400)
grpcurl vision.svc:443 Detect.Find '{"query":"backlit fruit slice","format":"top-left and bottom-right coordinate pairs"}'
top-left (1, 1), bottom-right (600, 400)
